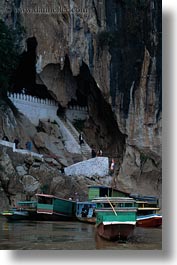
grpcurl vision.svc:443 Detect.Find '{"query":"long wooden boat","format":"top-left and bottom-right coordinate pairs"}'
top-left (35, 194), bottom-right (76, 221)
top-left (75, 201), bottom-right (96, 224)
top-left (1, 208), bottom-right (29, 221)
top-left (1, 201), bottom-right (37, 221)
top-left (136, 205), bottom-right (162, 227)
top-left (136, 213), bottom-right (162, 227)
top-left (130, 194), bottom-right (162, 227)
top-left (92, 197), bottom-right (137, 241)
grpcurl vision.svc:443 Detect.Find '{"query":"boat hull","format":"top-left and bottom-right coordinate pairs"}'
top-left (2, 211), bottom-right (76, 222)
top-left (96, 222), bottom-right (135, 241)
top-left (136, 214), bottom-right (162, 227)
top-left (1, 210), bottom-right (29, 221)
top-left (77, 216), bottom-right (96, 224)
top-left (34, 212), bottom-right (76, 221)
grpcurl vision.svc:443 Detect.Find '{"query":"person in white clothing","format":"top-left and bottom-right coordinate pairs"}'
top-left (110, 158), bottom-right (115, 175)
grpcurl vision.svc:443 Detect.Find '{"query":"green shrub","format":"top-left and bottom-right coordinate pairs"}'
top-left (0, 19), bottom-right (20, 95)
top-left (140, 152), bottom-right (148, 166)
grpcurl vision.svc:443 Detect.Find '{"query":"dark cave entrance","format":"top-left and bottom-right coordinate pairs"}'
top-left (74, 62), bottom-right (126, 161)
top-left (63, 56), bottom-right (88, 109)
top-left (10, 36), bottom-right (126, 161)
top-left (11, 36), bottom-right (53, 99)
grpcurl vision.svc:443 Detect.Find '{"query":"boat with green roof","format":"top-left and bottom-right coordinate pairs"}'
top-left (92, 196), bottom-right (137, 241)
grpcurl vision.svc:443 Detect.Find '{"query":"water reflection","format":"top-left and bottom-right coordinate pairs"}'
top-left (0, 218), bottom-right (162, 250)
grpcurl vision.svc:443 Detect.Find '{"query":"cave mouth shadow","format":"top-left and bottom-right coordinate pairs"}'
top-left (74, 61), bottom-right (126, 161)
top-left (11, 36), bottom-right (52, 99)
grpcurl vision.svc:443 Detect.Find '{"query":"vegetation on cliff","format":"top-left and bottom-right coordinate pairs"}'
top-left (0, 19), bottom-right (20, 96)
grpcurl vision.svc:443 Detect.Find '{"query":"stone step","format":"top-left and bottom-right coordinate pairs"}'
top-left (62, 121), bottom-right (90, 147)
top-left (60, 120), bottom-right (79, 141)
top-left (59, 117), bottom-right (91, 158)
top-left (81, 149), bottom-right (90, 154)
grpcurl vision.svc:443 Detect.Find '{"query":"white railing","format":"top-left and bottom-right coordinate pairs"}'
top-left (8, 93), bottom-right (58, 106)
top-left (8, 92), bottom-right (58, 126)
top-left (66, 105), bottom-right (88, 122)
top-left (0, 140), bottom-right (43, 159)
top-left (0, 140), bottom-right (16, 151)
top-left (68, 105), bottom-right (88, 111)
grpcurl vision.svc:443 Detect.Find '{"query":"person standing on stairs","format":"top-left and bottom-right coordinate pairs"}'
top-left (79, 132), bottom-right (84, 145)
top-left (110, 158), bottom-right (115, 176)
top-left (26, 140), bottom-right (32, 151)
top-left (91, 146), bottom-right (96, 158)
top-left (14, 138), bottom-right (20, 149)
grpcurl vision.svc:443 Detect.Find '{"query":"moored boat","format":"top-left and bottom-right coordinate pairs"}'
top-left (136, 213), bottom-right (162, 227)
top-left (130, 194), bottom-right (162, 227)
top-left (75, 185), bottom-right (130, 224)
top-left (92, 197), bottom-right (137, 241)
top-left (75, 201), bottom-right (96, 224)
top-left (35, 194), bottom-right (76, 221)
top-left (1, 208), bottom-right (29, 221)
top-left (1, 201), bottom-right (37, 221)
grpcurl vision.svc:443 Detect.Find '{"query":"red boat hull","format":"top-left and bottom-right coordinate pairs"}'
top-left (136, 216), bottom-right (162, 227)
top-left (96, 223), bottom-right (135, 241)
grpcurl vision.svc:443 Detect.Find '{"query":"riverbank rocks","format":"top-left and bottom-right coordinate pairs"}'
top-left (21, 175), bottom-right (40, 193)
top-left (64, 157), bottom-right (109, 177)
top-left (0, 151), bottom-right (23, 198)
top-left (16, 165), bottom-right (28, 176)
top-left (44, 157), bottom-right (60, 167)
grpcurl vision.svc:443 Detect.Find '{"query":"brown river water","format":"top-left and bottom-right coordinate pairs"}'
top-left (0, 217), bottom-right (162, 250)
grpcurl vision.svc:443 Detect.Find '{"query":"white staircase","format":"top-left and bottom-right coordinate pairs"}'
top-left (60, 117), bottom-right (91, 159)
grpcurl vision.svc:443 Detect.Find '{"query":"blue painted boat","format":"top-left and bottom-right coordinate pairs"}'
top-left (75, 201), bottom-right (96, 223)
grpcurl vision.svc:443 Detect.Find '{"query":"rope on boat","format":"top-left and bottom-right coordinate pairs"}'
top-left (105, 195), bottom-right (117, 216)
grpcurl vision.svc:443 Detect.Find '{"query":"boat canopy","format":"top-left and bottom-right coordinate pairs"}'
top-left (92, 197), bottom-right (136, 203)
top-left (35, 193), bottom-right (76, 202)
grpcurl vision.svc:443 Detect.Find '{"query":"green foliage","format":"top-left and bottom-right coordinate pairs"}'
top-left (0, 19), bottom-right (24, 116)
top-left (0, 19), bottom-right (20, 95)
top-left (140, 152), bottom-right (148, 165)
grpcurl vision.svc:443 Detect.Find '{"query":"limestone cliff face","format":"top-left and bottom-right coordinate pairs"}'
top-left (0, 0), bottom-right (162, 197)
top-left (108, 1), bottom-right (162, 197)
top-left (22, 0), bottom-right (111, 105)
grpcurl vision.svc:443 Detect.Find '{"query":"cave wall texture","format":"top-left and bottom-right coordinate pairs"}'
top-left (0, 0), bottom-right (162, 198)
